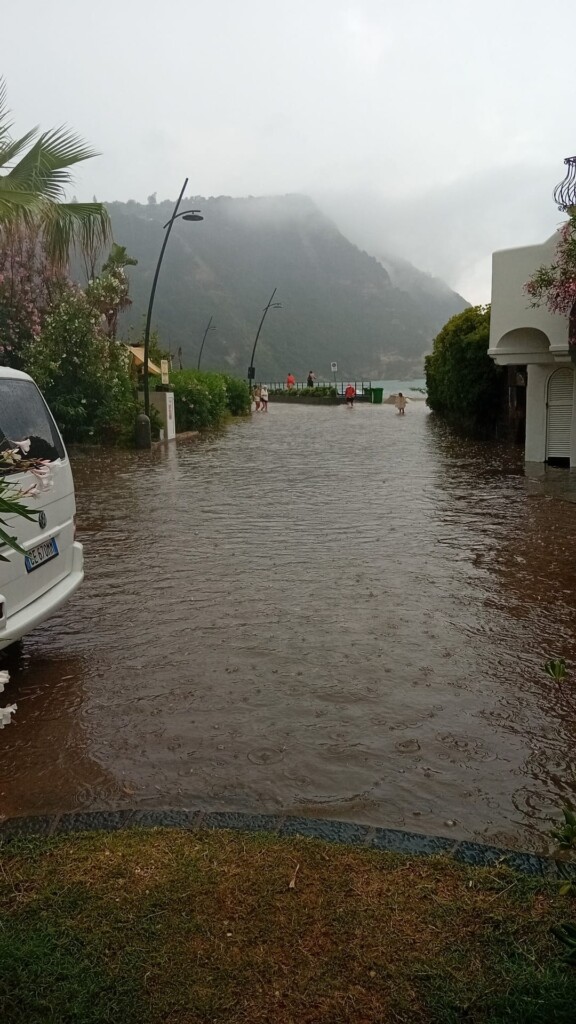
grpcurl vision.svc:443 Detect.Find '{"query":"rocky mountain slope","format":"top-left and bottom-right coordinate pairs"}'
top-left (105, 193), bottom-right (468, 380)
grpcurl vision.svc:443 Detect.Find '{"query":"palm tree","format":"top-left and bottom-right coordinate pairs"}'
top-left (0, 78), bottom-right (110, 265)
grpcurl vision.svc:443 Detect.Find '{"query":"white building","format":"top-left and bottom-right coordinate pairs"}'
top-left (489, 229), bottom-right (575, 466)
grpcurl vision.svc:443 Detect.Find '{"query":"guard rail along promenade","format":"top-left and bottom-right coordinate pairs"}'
top-left (261, 381), bottom-right (386, 404)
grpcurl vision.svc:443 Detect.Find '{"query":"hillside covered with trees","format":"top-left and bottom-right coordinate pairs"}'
top-left (105, 194), bottom-right (467, 380)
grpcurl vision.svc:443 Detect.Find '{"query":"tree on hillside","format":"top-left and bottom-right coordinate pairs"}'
top-left (425, 305), bottom-right (505, 435)
top-left (103, 195), bottom-right (468, 380)
top-left (0, 78), bottom-right (110, 265)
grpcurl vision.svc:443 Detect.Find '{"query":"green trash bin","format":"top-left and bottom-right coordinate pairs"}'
top-left (371, 387), bottom-right (384, 404)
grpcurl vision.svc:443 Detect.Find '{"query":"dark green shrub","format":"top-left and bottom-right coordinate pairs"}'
top-left (222, 375), bottom-right (251, 416)
top-left (425, 305), bottom-right (505, 436)
top-left (170, 370), bottom-right (228, 432)
top-left (93, 340), bottom-right (141, 445)
top-left (27, 289), bottom-right (138, 445)
top-left (267, 386), bottom-right (337, 398)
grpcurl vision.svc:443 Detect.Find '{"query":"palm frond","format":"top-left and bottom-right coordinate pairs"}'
top-left (41, 202), bottom-right (111, 266)
top-left (0, 80), bottom-right (110, 265)
top-left (7, 127), bottom-right (99, 203)
top-left (38, 126), bottom-right (99, 169)
top-left (0, 186), bottom-right (43, 218)
top-left (0, 77), bottom-right (14, 146)
top-left (0, 127), bottom-right (39, 172)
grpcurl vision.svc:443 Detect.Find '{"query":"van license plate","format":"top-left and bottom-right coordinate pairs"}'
top-left (25, 538), bottom-right (59, 573)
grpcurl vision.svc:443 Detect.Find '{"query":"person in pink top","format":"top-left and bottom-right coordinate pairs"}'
top-left (286, 373), bottom-right (295, 390)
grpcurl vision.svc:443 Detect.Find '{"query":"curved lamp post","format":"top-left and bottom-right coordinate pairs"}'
top-left (137, 177), bottom-right (203, 447)
top-left (197, 315), bottom-right (216, 370)
top-left (247, 287), bottom-right (281, 389)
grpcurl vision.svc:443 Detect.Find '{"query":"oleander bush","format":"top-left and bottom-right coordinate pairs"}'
top-left (27, 289), bottom-right (139, 446)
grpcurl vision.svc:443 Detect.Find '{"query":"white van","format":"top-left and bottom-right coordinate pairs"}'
top-left (0, 367), bottom-right (83, 651)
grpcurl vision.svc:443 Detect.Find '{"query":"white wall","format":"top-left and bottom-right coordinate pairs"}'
top-left (150, 391), bottom-right (176, 441)
top-left (489, 231), bottom-right (569, 363)
top-left (525, 365), bottom-right (548, 463)
top-left (489, 226), bottom-right (576, 464)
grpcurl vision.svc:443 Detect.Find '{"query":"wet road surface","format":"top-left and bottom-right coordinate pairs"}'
top-left (2, 401), bottom-right (576, 852)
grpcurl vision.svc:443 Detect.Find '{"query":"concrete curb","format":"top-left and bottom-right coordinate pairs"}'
top-left (1, 809), bottom-right (574, 879)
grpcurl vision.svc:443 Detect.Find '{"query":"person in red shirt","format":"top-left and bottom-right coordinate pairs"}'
top-left (344, 384), bottom-right (356, 407)
top-left (286, 373), bottom-right (296, 390)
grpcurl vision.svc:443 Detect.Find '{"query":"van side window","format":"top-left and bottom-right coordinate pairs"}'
top-left (0, 380), bottom-right (65, 466)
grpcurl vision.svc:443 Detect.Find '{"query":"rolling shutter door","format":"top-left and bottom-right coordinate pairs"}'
top-left (546, 368), bottom-right (573, 460)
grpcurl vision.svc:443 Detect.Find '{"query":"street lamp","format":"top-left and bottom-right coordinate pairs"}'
top-left (247, 287), bottom-right (282, 390)
top-left (554, 156), bottom-right (576, 212)
top-left (197, 315), bottom-right (216, 370)
top-left (137, 176), bottom-right (203, 448)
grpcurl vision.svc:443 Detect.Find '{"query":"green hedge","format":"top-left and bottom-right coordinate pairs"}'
top-left (268, 386), bottom-right (338, 398)
top-left (169, 370), bottom-right (250, 432)
top-left (425, 305), bottom-right (506, 435)
top-left (221, 374), bottom-right (252, 416)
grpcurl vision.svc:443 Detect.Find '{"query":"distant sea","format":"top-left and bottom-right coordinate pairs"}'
top-left (369, 378), bottom-right (426, 397)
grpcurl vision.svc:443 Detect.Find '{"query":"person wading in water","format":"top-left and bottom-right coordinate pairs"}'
top-left (345, 384), bottom-right (356, 408)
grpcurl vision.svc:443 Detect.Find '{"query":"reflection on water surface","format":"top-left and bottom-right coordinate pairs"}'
top-left (2, 403), bottom-right (575, 852)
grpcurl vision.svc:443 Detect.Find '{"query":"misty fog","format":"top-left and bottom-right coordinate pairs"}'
top-left (3, 0), bottom-right (574, 301)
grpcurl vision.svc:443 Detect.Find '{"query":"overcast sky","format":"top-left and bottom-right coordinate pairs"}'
top-left (3, 0), bottom-right (575, 301)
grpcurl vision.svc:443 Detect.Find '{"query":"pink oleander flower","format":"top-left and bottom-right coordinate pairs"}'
top-left (524, 213), bottom-right (576, 318)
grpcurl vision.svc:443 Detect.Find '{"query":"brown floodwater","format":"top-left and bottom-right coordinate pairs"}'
top-left (1, 401), bottom-right (576, 852)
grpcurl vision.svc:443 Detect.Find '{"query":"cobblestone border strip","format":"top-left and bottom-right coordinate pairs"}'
top-left (1, 809), bottom-right (574, 879)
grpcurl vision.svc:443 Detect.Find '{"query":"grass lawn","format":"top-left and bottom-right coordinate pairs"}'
top-left (1, 827), bottom-right (575, 1023)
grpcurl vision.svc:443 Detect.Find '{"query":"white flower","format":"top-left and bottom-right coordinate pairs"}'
top-left (30, 463), bottom-right (52, 491)
top-left (0, 704), bottom-right (16, 728)
top-left (14, 439), bottom-right (31, 454)
top-left (0, 670), bottom-right (9, 692)
top-left (20, 483), bottom-right (40, 498)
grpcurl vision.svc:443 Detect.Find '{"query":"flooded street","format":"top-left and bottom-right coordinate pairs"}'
top-left (2, 401), bottom-right (576, 852)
